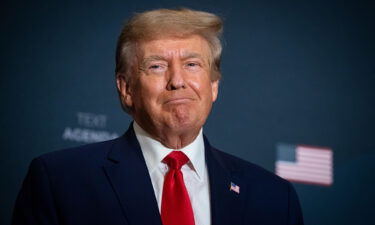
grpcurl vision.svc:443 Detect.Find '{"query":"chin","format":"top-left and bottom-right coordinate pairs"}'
top-left (167, 123), bottom-right (200, 137)
top-left (165, 105), bottom-right (208, 131)
top-left (168, 104), bottom-right (191, 122)
top-left (168, 116), bottom-right (204, 134)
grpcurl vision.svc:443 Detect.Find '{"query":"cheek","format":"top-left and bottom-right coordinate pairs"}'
top-left (189, 79), bottom-right (202, 92)
top-left (197, 80), bottom-right (214, 100)
top-left (189, 73), bottom-right (212, 94)
top-left (137, 77), bottom-right (165, 105)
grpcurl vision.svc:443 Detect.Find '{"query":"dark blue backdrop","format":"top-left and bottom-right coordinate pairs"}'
top-left (1, 0), bottom-right (374, 224)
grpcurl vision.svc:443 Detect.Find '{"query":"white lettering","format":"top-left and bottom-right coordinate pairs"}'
top-left (62, 127), bottom-right (118, 143)
top-left (76, 112), bottom-right (107, 128)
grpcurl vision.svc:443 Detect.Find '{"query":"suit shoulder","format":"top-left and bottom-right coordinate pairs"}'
top-left (35, 137), bottom-right (121, 166)
top-left (211, 147), bottom-right (288, 185)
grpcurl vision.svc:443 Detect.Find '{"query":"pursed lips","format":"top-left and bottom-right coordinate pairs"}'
top-left (164, 97), bottom-right (195, 104)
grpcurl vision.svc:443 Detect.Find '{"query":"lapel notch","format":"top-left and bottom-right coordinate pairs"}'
top-left (103, 126), bottom-right (162, 225)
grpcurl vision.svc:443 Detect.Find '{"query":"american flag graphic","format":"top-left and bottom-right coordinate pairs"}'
top-left (229, 182), bottom-right (240, 194)
top-left (275, 143), bottom-right (333, 186)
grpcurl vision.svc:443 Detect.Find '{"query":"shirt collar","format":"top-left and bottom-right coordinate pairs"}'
top-left (133, 121), bottom-right (205, 180)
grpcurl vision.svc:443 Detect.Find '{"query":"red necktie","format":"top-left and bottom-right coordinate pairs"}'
top-left (161, 151), bottom-right (195, 225)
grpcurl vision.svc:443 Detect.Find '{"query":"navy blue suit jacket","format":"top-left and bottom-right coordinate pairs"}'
top-left (12, 125), bottom-right (304, 225)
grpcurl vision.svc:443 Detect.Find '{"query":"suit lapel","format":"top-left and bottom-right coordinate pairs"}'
top-left (103, 126), bottom-right (162, 225)
top-left (205, 137), bottom-right (247, 225)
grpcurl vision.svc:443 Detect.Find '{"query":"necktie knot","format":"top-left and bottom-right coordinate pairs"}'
top-left (163, 151), bottom-right (189, 170)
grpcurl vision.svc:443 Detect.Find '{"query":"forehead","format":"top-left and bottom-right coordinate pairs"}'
top-left (138, 35), bottom-right (211, 59)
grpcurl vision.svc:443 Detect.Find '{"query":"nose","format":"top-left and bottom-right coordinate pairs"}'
top-left (167, 63), bottom-right (186, 90)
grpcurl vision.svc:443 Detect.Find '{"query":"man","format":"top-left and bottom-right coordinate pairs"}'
top-left (12, 8), bottom-right (304, 225)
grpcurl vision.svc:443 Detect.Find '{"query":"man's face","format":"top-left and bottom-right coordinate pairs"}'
top-left (119, 35), bottom-right (219, 139)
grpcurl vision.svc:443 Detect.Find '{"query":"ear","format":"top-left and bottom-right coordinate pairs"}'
top-left (116, 75), bottom-right (134, 109)
top-left (211, 80), bottom-right (219, 102)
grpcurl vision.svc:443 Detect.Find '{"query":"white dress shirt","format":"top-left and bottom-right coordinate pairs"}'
top-left (133, 122), bottom-right (211, 225)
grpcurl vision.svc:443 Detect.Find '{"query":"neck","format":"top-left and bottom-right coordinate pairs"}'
top-left (156, 129), bottom-right (200, 149)
top-left (134, 121), bottom-right (201, 149)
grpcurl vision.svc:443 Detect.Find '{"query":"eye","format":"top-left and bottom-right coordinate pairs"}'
top-left (147, 63), bottom-right (167, 73)
top-left (184, 61), bottom-right (202, 72)
top-left (149, 65), bottom-right (161, 69)
top-left (186, 62), bottom-right (199, 67)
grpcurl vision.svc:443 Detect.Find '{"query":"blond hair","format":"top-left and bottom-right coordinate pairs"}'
top-left (116, 8), bottom-right (223, 81)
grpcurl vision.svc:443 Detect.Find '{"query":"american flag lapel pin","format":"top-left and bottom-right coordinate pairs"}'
top-left (229, 182), bottom-right (240, 194)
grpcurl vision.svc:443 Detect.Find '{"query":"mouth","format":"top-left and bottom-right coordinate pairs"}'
top-left (164, 97), bottom-right (194, 104)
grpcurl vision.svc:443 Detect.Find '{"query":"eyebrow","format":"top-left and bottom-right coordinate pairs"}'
top-left (180, 52), bottom-right (205, 61)
top-left (139, 52), bottom-right (208, 71)
top-left (142, 53), bottom-right (205, 63)
top-left (141, 55), bottom-right (167, 66)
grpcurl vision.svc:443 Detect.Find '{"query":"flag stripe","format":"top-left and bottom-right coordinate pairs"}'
top-left (298, 153), bottom-right (331, 161)
top-left (276, 164), bottom-right (332, 176)
top-left (277, 173), bottom-right (333, 184)
top-left (277, 165), bottom-right (331, 176)
top-left (297, 157), bottom-right (332, 165)
top-left (276, 166), bottom-right (332, 178)
top-left (298, 150), bottom-right (332, 158)
top-left (298, 149), bottom-right (332, 155)
top-left (297, 146), bottom-right (332, 153)
top-left (298, 154), bottom-right (331, 161)
top-left (277, 171), bottom-right (332, 181)
top-left (277, 172), bottom-right (332, 182)
top-left (277, 160), bottom-right (332, 169)
top-left (296, 162), bottom-right (332, 169)
top-left (284, 178), bottom-right (332, 186)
